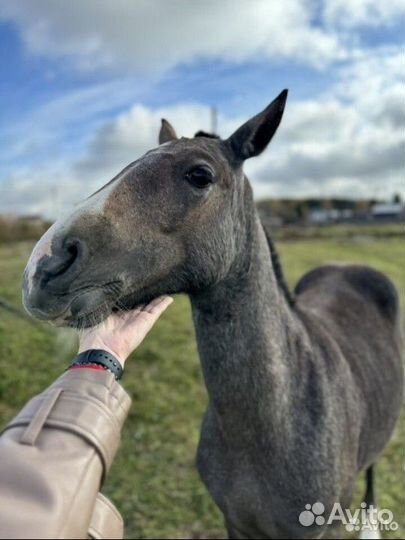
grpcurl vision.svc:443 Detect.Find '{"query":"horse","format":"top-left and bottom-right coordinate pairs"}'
top-left (23, 90), bottom-right (403, 538)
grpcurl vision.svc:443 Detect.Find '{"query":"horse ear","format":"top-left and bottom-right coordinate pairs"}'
top-left (227, 89), bottom-right (288, 161)
top-left (159, 118), bottom-right (178, 144)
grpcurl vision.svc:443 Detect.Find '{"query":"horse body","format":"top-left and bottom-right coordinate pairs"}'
top-left (22, 90), bottom-right (403, 538)
top-left (192, 207), bottom-right (402, 538)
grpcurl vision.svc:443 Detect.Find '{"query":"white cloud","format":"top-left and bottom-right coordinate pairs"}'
top-left (323, 0), bottom-right (405, 28)
top-left (0, 2), bottom-right (402, 216)
top-left (0, 78), bottom-right (144, 168)
top-left (75, 102), bottom-right (214, 177)
top-left (2, 50), bottom-right (403, 219)
top-left (0, 167), bottom-right (81, 217)
top-left (0, 102), bottom-right (217, 217)
top-left (0, 0), bottom-right (347, 72)
top-left (70, 47), bottom-right (404, 203)
top-left (7, 0), bottom-right (404, 76)
top-left (247, 48), bottom-right (404, 199)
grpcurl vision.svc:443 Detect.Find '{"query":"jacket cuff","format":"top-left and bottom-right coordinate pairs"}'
top-left (2, 369), bottom-right (131, 478)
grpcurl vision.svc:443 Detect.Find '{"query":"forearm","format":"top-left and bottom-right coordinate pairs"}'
top-left (0, 368), bottom-right (131, 539)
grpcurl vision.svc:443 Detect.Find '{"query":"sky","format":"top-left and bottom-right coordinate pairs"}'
top-left (0, 0), bottom-right (403, 218)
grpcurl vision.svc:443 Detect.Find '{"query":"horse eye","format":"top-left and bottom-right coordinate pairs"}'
top-left (185, 166), bottom-right (214, 189)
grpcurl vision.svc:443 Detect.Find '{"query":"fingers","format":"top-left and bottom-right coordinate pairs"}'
top-left (122, 296), bottom-right (173, 329)
top-left (142, 295), bottom-right (173, 315)
top-left (77, 296), bottom-right (174, 364)
top-left (122, 296), bottom-right (174, 349)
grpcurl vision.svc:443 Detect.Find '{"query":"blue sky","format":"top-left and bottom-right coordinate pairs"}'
top-left (0, 0), bottom-right (403, 217)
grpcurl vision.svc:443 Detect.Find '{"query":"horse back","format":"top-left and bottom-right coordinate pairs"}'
top-left (294, 264), bottom-right (404, 469)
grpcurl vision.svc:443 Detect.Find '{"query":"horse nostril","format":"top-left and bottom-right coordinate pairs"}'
top-left (43, 238), bottom-right (84, 281)
top-left (66, 241), bottom-right (79, 263)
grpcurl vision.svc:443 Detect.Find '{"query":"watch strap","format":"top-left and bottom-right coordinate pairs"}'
top-left (70, 349), bottom-right (123, 380)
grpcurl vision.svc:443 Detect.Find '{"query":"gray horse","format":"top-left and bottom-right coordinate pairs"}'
top-left (23, 90), bottom-right (403, 539)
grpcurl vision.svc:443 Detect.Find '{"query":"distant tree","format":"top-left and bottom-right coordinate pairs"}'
top-left (321, 199), bottom-right (333, 211)
top-left (354, 200), bottom-right (370, 216)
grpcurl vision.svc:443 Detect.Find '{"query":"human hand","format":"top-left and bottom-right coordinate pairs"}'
top-left (78, 296), bottom-right (173, 365)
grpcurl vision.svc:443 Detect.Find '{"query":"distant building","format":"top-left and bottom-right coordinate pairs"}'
top-left (309, 208), bottom-right (354, 224)
top-left (371, 203), bottom-right (404, 221)
top-left (260, 215), bottom-right (284, 228)
top-left (256, 198), bottom-right (402, 227)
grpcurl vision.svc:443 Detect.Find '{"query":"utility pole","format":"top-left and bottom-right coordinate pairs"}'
top-left (210, 106), bottom-right (218, 135)
top-left (51, 185), bottom-right (61, 219)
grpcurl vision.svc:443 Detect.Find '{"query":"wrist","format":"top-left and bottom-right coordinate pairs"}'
top-left (78, 342), bottom-right (127, 366)
top-left (70, 349), bottom-right (124, 380)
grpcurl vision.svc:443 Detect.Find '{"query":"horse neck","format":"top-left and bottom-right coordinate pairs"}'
top-left (190, 207), bottom-right (303, 437)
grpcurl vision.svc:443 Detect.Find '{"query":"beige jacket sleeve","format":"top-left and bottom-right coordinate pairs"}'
top-left (0, 368), bottom-right (131, 540)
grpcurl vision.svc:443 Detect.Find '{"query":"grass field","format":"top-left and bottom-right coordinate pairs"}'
top-left (0, 233), bottom-right (404, 539)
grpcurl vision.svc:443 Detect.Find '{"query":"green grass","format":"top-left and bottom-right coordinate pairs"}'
top-left (0, 235), bottom-right (404, 539)
top-left (272, 222), bottom-right (404, 241)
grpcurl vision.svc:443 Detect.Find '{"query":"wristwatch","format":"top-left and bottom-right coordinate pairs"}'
top-left (69, 349), bottom-right (124, 380)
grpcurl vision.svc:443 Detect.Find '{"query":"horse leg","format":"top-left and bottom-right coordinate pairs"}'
top-left (360, 466), bottom-right (380, 540)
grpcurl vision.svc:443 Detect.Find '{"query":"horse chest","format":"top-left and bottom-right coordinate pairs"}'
top-left (197, 411), bottom-right (300, 536)
top-left (196, 408), bottom-right (340, 538)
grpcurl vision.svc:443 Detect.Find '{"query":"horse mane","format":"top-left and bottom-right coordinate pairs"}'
top-left (194, 130), bottom-right (220, 139)
top-left (262, 224), bottom-right (295, 307)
